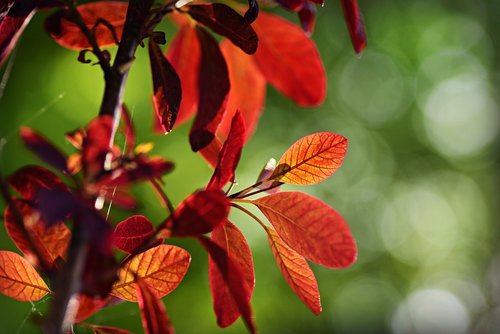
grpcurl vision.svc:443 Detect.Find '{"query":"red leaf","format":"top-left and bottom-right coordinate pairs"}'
top-left (264, 225), bottom-right (321, 315)
top-left (207, 111), bottom-right (246, 190)
top-left (4, 199), bottom-right (71, 270)
top-left (8, 165), bottom-right (66, 200)
top-left (252, 12), bottom-right (326, 106)
top-left (44, 1), bottom-right (128, 50)
top-left (298, 2), bottom-right (316, 35)
top-left (275, 0), bottom-right (305, 11)
top-left (111, 244), bottom-right (190, 302)
top-left (340, 0), bottom-right (367, 54)
top-left (252, 192), bottom-right (357, 268)
top-left (112, 215), bottom-right (155, 254)
top-left (0, 250), bottom-right (50, 301)
top-left (219, 40), bottom-right (266, 141)
top-left (75, 295), bottom-right (123, 323)
top-left (136, 278), bottom-right (174, 334)
top-left (166, 24), bottom-right (200, 128)
top-left (20, 127), bottom-right (69, 174)
top-left (169, 190), bottom-right (229, 237)
top-left (190, 26), bottom-right (229, 152)
top-left (270, 132), bottom-right (348, 185)
top-left (149, 39), bottom-right (182, 133)
top-left (199, 136), bottom-right (223, 169)
top-left (0, 6), bottom-right (35, 67)
top-left (187, 4), bottom-right (258, 55)
top-left (199, 237), bottom-right (256, 334)
top-left (82, 115), bottom-right (113, 179)
top-left (92, 325), bottom-right (133, 334)
top-left (209, 220), bottom-right (254, 327)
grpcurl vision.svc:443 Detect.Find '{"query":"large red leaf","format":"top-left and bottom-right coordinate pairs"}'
top-left (168, 190), bottom-right (229, 237)
top-left (20, 127), bottom-right (69, 174)
top-left (252, 12), bottom-right (326, 106)
top-left (199, 237), bottom-right (256, 334)
top-left (189, 26), bottom-right (229, 152)
top-left (187, 4), bottom-right (258, 55)
top-left (207, 111), bottom-right (246, 190)
top-left (264, 225), bottom-right (321, 315)
top-left (8, 165), bottom-right (66, 200)
top-left (219, 40), bottom-right (266, 141)
top-left (340, 0), bottom-right (366, 54)
top-left (166, 24), bottom-right (200, 127)
top-left (0, 250), bottom-right (50, 301)
top-left (0, 6), bottom-right (35, 67)
top-left (44, 1), bottom-right (128, 50)
top-left (252, 192), bottom-right (356, 268)
top-left (4, 199), bottom-right (71, 270)
top-left (149, 39), bottom-right (182, 133)
top-left (136, 278), bottom-right (174, 334)
top-left (112, 215), bottom-right (155, 254)
top-left (82, 115), bottom-right (113, 179)
top-left (269, 132), bottom-right (347, 185)
top-left (111, 244), bottom-right (190, 302)
top-left (209, 220), bottom-right (255, 327)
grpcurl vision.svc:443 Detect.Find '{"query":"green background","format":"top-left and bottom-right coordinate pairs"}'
top-left (0, 0), bottom-right (499, 333)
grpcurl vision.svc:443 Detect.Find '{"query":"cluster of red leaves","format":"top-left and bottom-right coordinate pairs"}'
top-left (0, 0), bottom-right (366, 333)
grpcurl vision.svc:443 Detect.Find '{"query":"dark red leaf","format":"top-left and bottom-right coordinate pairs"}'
top-left (209, 220), bottom-right (254, 327)
top-left (199, 237), bottom-right (256, 334)
top-left (136, 278), bottom-right (174, 334)
top-left (252, 12), bottom-right (326, 106)
top-left (207, 111), bottom-right (246, 190)
top-left (298, 2), bottom-right (316, 35)
top-left (44, 1), bottom-right (128, 50)
top-left (4, 199), bottom-right (71, 270)
top-left (187, 4), bottom-right (258, 55)
top-left (199, 136), bottom-right (223, 169)
top-left (189, 26), bottom-right (229, 152)
top-left (148, 39), bottom-right (182, 133)
top-left (81, 240), bottom-right (118, 298)
top-left (264, 225), bottom-right (321, 314)
top-left (340, 0), bottom-right (367, 54)
top-left (8, 165), bottom-right (66, 201)
top-left (169, 190), bottom-right (229, 237)
top-left (112, 215), bottom-right (155, 254)
top-left (275, 0), bottom-right (305, 11)
top-left (252, 192), bottom-right (357, 268)
top-left (92, 325), bottom-right (133, 334)
top-left (0, 6), bottom-right (35, 67)
top-left (219, 40), bottom-right (266, 141)
top-left (75, 295), bottom-right (107, 323)
top-left (82, 115), bottom-right (113, 179)
top-left (33, 187), bottom-right (75, 225)
top-left (20, 127), bottom-right (69, 174)
top-left (166, 24), bottom-right (200, 128)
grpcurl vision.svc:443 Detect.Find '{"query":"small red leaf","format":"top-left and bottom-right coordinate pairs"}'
top-left (111, 244), bottom-right (191, 302)
top-left (113, 215), bottom-right (155, 254)
top-left (340, 0), bottom-right (367, 54)
top-left (253, 12), bottom-right (326, 106)
top-left (20, 127), bottom-right (69, 174)
top-left (190, 26), bottom-right (229, 152)
top-left (149, 39), bottom-right (182, 133)
top-left (8, 165), bottom-right (66, 201)
top-left (82, 115), bottom-right (113, 179)
top-left (209, 220), bottom-right (255, 327)
top-left (92, 325), bottom-right (134, 334)
top-left (44, 1), bottom-right (128, 50)
top-left (74, 295), bottom-right (123, 323)
top-left (264, 225), bottom-right (321, 315)
top-left (199, 237), bottom-right (256, 334)
top-left (275, 0), bottom-right (305, 11)
top-left (169, 190), bottom-right (229, 237)
top-left (252, 192), bottom-right (357, 268)
top-left (270, 132), bottom-right (348, 185)
top-left (0, 250), bottom-right (50, 301)
top-left (207, 111), bottom-right (246, 190)
top-left (136, 278), bottom-right (175, 334)
top-left (219, 40), bottom-right (266, 141)
top-left (166, 24), bottom-right (200, 127)
top-left (0, 6), bottom-right (35, 67)
top-left (298, 2), bottom-right (316, 35)
top-left (187, 4), bottom-right (258, 55)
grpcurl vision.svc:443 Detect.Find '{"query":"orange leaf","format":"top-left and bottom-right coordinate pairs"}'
top-left (209, 220), bottom-right (254, 327)
top-left (252, 192), bottom-right (356, 268)
top-left (219, 39), bottom-right (266, 141)
top-left (5, 200), bottom-right (71, 270)
top-left (269, 132), bottom-right (347, 185)
top-left (0, 250), bottom-right (50, 301)
top-left (252, 12), bottom-right (325, 106)
top-left (44, 1), bottom-right (128, 50)
top-left (136, 278), bottom-right (174, 334)
top-left (264, 225), bottom-right (321, 315)
top-left (111, 245), bottom-right (190, 302)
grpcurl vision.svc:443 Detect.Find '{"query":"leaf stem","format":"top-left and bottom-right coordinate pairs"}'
top-left (149, 178), bottom-right (175, 214)
top-left (230, 202), bottom-right (267, 228)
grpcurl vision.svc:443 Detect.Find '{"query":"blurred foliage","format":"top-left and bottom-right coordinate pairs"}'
top-left (0, 0), bottom-right (499, 333)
